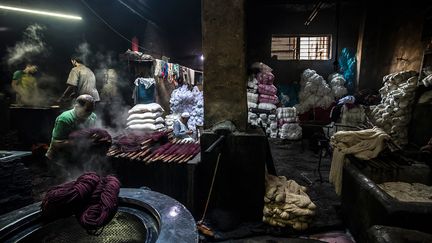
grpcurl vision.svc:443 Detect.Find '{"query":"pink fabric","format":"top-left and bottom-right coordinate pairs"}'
top-left (256, 72), bottom-right (274, 85)
top-left (258, 84), bottom-right (277, 96)
top-left (278, 118), bottom-right (296, 127)
top-left (259, 94), bottom-right (279, 104)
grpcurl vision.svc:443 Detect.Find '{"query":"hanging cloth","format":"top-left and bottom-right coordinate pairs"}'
top-left (133, 77), bottom-right (156, 104)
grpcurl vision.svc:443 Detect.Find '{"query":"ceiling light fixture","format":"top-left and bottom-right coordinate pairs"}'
top-left (0, 5), bottom-right (82, 20)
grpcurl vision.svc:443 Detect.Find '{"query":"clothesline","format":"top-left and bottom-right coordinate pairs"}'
top-left (161, 60), bottom-right (203, 75)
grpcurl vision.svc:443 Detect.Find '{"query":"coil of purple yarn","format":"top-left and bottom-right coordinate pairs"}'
top-left (77, 175), bottom-right (121, 231)
top-left (41, 172), bottom-right (100, 219)
top-left (41, 172), bottom-right (121, 233)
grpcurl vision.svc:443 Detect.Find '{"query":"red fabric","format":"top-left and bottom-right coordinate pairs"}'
top-left (259, 94), bottom-right (279, 104)
top-left (256, 72), bottom-right (274, 85)
top-left (258, 84), bottom-right (277, 96)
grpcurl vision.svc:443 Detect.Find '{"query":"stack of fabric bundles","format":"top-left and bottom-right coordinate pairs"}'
top-left (328, 73), bottom-right (348, 99)
top-left (126, 103), bottom-right (166, 132)
top-left (370, 70), bottom-right (418, 146)
top-left (276, 107), bottom-right (302, 140)
top-left (257, 71), bottom-right (279, 111)
top-left (295, 69), bottom-right (334, 115)
top-left (276, 107), bottom-right (298, 127)
top-left (169, 85), bottom-right (204, 131)
top-left (263, 174), bottom-right (316, 230)
top-left (268, 114), bottom-right (278, 138)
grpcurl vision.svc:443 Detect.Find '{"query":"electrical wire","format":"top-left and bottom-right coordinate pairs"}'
top-left (117, 0), bottom-right (160, 30)
top-left (80, 0), bottom-right (156, 54)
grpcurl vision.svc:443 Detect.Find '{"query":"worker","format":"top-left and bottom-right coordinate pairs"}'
top-left (173, 112), bottom-right (194, 140)
top-left (11, 63), bottom-right (39, 105)
top-left (46, 94), bottom-right (97, 160)
top-left (58, 56), bottom-right (100, 104)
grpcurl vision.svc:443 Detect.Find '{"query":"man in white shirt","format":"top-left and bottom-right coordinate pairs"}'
top-left (173, 112), bottom-right (194, 139)
top-left (58, 56), bottom-right (100, 103)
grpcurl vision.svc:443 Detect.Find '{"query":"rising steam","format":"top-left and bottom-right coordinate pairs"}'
top-left (5, 24), bottom-right (47, 66)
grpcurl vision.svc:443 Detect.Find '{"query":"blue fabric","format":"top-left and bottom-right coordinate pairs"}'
top-left (136, 83), bottom-right (155, 104)
top-left (277, 83), bottom-right (300, 107)
top-left (339, 48), bottom-right (356, 94)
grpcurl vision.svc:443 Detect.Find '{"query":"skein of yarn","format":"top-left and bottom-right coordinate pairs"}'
top-left (77, 175), bottom-right (121, 231)
top-left (41, 172), bottom-right (121, 235)
top-left (41, 172), bottom-right (101, 219)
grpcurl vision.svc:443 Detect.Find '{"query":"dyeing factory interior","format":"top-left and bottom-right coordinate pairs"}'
top-left (0, 0), bottom-right (432, 242)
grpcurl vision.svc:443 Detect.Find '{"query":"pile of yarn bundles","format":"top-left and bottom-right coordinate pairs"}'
top-left (328, 73), bottom-right (348, 99)
top-left (170, 85), bottom-right (204, 131)
top-left (126, 103), bottom-right (165, 132)
top-left (295, 69), bottom-right (334, 114)
top-left (370, 70), bottom-right (418, 146)
top-left (277, 107), bottom-right (302, 140)
top-left (41, 172), bottom-right (121, 233)
top-left (263, 174), bottom-right (316, 230)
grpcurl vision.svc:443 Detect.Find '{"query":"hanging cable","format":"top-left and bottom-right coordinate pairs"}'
top-left (117, 0), bottom-right (160, 30)
top-left (80, 0), bottom-right (158, 55)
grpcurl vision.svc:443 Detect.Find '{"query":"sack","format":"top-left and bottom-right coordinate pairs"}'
top-left (256, 72), bottom-right (275, 85)
top-left (126, 117), bottom-right (165, 126)
top-left (247, 92), bottom-right (259, 103)
top-left (127, 123), bottom-right (165, 131)
top-left (128, 103), bottom-right (164, 114)
top-left (127, 111), bottom-right (163, 121)
top-left (258, 84), bottom-right (277, 96)
top-left (259, 94), bottom-right (279, 104)
top-left (248, 102), bottom-right (258, 109)
top-left (258, 103), bottom-right (277, 111)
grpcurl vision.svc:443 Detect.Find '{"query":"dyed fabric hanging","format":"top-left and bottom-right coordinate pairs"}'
top-left (133, 77), bottom-right (156, 104)
top-left (339, 48), bottom-right (356, 94)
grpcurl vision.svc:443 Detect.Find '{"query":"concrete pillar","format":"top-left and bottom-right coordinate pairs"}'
top-left (202, 0), bottom-right (247, 131)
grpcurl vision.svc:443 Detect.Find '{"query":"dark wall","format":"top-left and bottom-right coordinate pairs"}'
top-left (357, 3), bottom-right (427, 91)
top-left (247, 2), bottom-right (361, 84)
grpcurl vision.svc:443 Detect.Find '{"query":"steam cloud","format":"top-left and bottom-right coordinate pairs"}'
top-left (5, 24), bottom-right (47, 66)
top-left (74, 42), bottom-right (92, 65)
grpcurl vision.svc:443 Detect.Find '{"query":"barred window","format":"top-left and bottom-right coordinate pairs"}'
top-left (271, 35), bottom-right (331, 60)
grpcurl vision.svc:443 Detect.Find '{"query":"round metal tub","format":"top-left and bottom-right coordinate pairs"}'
top-left (0, 188), bottom-right (198, 243)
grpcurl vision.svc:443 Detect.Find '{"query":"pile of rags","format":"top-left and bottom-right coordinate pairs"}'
top-left (329, 127), bottom-right (390, 195)
top-left (370, 71), bottom-right (418, 146)
top-left (295, 69), bottom-right (334, 114)
top-left (127, 103), bottom-right (166, 132)
top-left (263, 174), bottom-right (316, 230)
